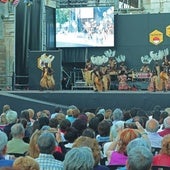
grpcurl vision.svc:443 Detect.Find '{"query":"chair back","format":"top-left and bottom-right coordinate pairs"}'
top-left (151, 147), bottom-right (161, 155)
top-left (107, 165), bottom-right (125, 170)
top-left (152, 166), bottom-right (170, 170)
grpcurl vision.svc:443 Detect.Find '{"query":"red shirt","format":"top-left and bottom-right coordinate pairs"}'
top-left (158, 128), bottom-right (170, 137)
top-left (152, 154), bottom-right (170, 167)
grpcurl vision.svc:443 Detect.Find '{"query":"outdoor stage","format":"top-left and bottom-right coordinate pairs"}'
top-left (0, 89), bottom-right (170, 114)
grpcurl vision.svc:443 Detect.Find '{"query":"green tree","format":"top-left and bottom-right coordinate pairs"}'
top-left (56, 8), bottom-right (70, 24)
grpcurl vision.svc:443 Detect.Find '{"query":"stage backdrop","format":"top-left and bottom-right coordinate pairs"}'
top-left (28, 50), bottom-right (62, 90)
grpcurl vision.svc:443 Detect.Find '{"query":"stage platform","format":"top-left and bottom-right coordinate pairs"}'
top-left (0, 90), bottom-right (170, 114)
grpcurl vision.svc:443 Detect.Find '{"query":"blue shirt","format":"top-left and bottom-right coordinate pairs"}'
top-left (0, 155), bottom-right (13, 167)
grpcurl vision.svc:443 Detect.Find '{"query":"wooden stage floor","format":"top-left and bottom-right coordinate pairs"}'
top-left (0, 90), bottom-right (170, 114)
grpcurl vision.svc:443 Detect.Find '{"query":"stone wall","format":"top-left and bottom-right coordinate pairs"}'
top-left (0, 3), bottom-right (14, 90)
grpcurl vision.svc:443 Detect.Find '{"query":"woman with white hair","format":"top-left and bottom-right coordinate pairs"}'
top-left (3, 110), bottom-right (18, 140)
top-left (0, 131), bottom-right (14, 167)
top-left (158, 116), bottom-right (170, 137)
top-left (64, 147), bottom-right (94, 170)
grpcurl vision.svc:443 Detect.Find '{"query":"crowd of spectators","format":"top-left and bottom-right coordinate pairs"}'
top-left (0, 104), bottom-right (170, 170)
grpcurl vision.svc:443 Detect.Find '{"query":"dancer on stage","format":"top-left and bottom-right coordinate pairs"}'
top-left (40, 63), bottom-right (55, 90)
top-left (92, 66), bottom-right (103, 92)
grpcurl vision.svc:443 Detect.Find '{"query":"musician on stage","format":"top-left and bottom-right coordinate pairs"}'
top-left (140, 64), bottom-right (151, 73)
top-left (119, 61), bottom-right (128, 75)
top-left (108, 57), bottom-right (117, 75)
top-left (162, 56), bottom-right (170, 74)
top-left (82, 59), bottom-right (94, 86)
top-left (160, 55), bottom-right (170, 91)
top-left (117, 70), bottom-right (129, 90)
top-left (148, 61), bottom-right (163, 92)
top-left (84, 59), bottom-right (93, 71)
top-left (160, 67), bottom-right (169, 92)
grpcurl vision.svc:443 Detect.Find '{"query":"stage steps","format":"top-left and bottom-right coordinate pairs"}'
top-left (72, 80), bottom-right (93, 90)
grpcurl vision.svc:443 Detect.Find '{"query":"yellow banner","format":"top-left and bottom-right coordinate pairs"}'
top-left (166, 25), bottom-right (170, 37)
top-left (149, 30), bottom-right (163, 45)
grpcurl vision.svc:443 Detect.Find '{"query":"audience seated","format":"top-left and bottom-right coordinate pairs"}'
top-left (38, 116), bottom-right (49, 130)
top-left (1, 103), bottom-right (169, 170)
top-left (88, 117), bottom-right (100, 136)
top-left (84, 111), bottom-right (95, 126)
top-left (19, 110), bottom-right (33, 139)
top-left (35, 131), bottom-right (63, 170)
top-left (82, 128), bottom-right (96, 138)
top-left (7, 123), bottom-right (29, 156)
top-left (27, 108), bottom-right (35, 125)
top-left (63, 146), bottom-right (94, 170)
top-left (152, 105), bottom-right (162, 121)
top-left (55, 113), bottom-right (66, 124)
top-left (108, 138), bottom-right (151, 170)
top-left (111, 108), bottom-right (124, 125)
top-left (158, 116), bottom-right (170, 137)
top-left (73, 136), bottom-right (109, 170)
top-left (152, 134), bottom-right (170, 167)
top-left (127, 137), bottom-right (151, 153)
top-left (13, 156), bottom-right (39, 170)
top-left (58, 119), bottom-right (71, 142)
top-left (42, 110), bottom-right (51, 119)
top-left (96, 119), bottom-right (111, 143)
top-left (145, 118), bottom-right (163, 154)
top-left (104, 109), bottom-right (112, 121)
top-left (164, 107), bottom-right (170, 116)
top-left (72, 107), bottom-right (80, 120)
top-left (65, 108), bottom-right (76, 124)
top-left (106, 128), bottom-right (139, 166)
top-left (27, 129), bottom-right (42, 158)
top-left (2, 105), bottom-right (11, 114)
top-left (126, 146), bottom-right (153, 170)
top-left (3, 110), bottom-right (18, 140)
top-left (72, 118), bottom-right (87, 136)
top-left (158, 111), bottom-right (168, 132)
top-left (64, 127), bottom-right (79, 151)
top-left (103, 121), bottom-right (124, 164)
top-left (0, 113), bottom-right (7, 130)
top-left (0, 131), bottom-right (14, 167)
top-left (50, 106), bottom-right (62, 119)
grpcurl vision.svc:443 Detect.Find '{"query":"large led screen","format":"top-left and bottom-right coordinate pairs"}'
top-left (56, 6), bottom-right (114, 47)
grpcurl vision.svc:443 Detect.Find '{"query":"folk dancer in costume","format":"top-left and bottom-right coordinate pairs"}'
top-left (40, 63), bottom-right (55, 90)
top-left (107, 57), bottom-right (118, 75)
top-left (148, 61), bottom-right (163, 92)
top-left (149, 49), bottom-right (170, 92)
top-left (160, 55), bottom-right (170, 91)
top-left (90, 54), bottom-right (109, 91)
top-left (100, 65), bottom-right (111, 91)
top-left (92, 66), bottom-right (103, 92)
top-left (104, 49), bottom-right (117, 75)
top-left (115, 54), bottom-right (129, 75)
top-left (160, 67), bottom-right (169, 92)
top-left (82, 59), bottom-right (93, 86)
top-left (117, 70), bottom-right (129, 90)
top-left (140, 64), bottom-right (151, 73)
